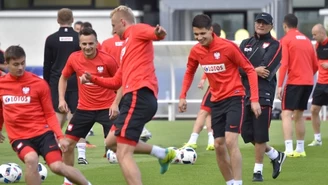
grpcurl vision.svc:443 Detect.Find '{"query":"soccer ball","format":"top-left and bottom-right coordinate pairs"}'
top-left (37, 163), bottom-right (48, 181)
top-left (7, 163), bottom-right (22, 182)
top-left (167, 147), bottom-right (182, 164)
top-left (180, 147), bottom-right (197, 164)
top-left (0, 164), bottom-right (21, 183)
top-left (106, 150), bottom-right (118, 164)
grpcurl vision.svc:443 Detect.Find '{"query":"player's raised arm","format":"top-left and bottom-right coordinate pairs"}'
top-left (134, 24), bottom-right (166, 41)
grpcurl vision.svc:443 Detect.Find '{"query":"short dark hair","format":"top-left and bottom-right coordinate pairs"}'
top-left (192, 14), bottom-right (212, 29)
top-left (5, 45), bottom-right (26, 63)
top-left (212, 23), bottom-right (221, 37)
top-left (284, 14), bottom-right (298, 28)
top-left (81, 22), bottom-right (93, 29)
top-left (79, 27), bottom-right (97, 39)
top-left (74, 21), bottom-right (83, 26)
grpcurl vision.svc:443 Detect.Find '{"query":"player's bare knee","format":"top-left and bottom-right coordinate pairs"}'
top-left (24, 153), bottom-right (39, 170)
top-left (311, 105), bottom-right (321, 115)
top-left (214, 138), bottom-right (225, 149)
top-left (225, 134), bottom-right (239, 150)
top-left (48, 161), bottom-right (63, 175)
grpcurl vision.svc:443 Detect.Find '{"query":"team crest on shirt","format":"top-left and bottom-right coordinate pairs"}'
top-left (262, 42), bottom-right (270, 49)
top-left (213, 52), bottom-right (220, 59)
top-left (97, 66), bottom-right (104, 73)
top-left (22, 86), bottom-right (30, 94)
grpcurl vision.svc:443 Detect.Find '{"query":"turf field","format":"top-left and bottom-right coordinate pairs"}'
top-left (0, 120), bottom-right (328, 185)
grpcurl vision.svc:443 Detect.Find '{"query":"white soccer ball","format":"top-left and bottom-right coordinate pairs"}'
top-left (7, 163), bottom-right (22, 182)
top-left (0, 164), bottom-right (21, 183)
top-left (37, 163), bottom-right (48, 181)
top-left (167, 147), bottom-right (182, 164)
top-left (180, 147), bottom-right (197, 164)
top-left (106, 150), bottom-right (118, 164)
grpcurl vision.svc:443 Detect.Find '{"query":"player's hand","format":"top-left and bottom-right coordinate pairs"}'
top-left (58, 138), bottom-right (69, 152)
top-left (197, 79), bottom-right (205, 90)
top-left (255, 66), bottom-right (270, 78)
top-left (58, 100), bottom-right (69, 113)
top-left (80, 72), bottom-right (92, 84)
top-left (321, 62), bottom-right (328, 69)
top-left (251, 102), bottom-right (262, 118)
top-left (178, 99), bottom-right (187, 113)
top-left (155, 24), bottom-right (167, 38)
top-left (0, 132), bottom-right (5, 143)
top-left (276, 87), bottom-right (283, 101)
top-left (109, 103), bottom-right (120, 120)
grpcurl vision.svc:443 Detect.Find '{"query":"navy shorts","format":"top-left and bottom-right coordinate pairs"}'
top-left (241, 105), bottom-right (272, 143)
top-left (312, 83), bottom-right (328, 106)
top-left (211, 96), bottom-right (244, 138)
top-left (113, 87), bottom-right (157, 143)
top-left (282, 85), bottom-right (313, 111)
top-left (65, 109), bottom-right (113, 141)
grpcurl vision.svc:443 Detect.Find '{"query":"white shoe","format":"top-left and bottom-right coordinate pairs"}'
top-left (308, 140), bottom-right (322, 146)
top-left (140, 128), bottom-right (152, 142)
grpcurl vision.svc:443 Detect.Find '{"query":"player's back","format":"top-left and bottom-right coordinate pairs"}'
top-left (0, 72), bottom-right (53, 142)
top-left (282, 29), bottom-right (317, 85)
top-left (120, 24), bottom-right (160, 97)
top-left (44, 27), bottom-right (80, 89)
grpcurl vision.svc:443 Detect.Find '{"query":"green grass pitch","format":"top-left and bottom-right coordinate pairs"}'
top-left (0, 120), bottom-right (328, 185)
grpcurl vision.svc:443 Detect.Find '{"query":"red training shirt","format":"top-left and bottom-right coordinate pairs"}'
top-left (0, 72), bottom-right (63, 143)
top-left (180, 34), bottom-right (259, 102)
top-left (91, 24), bottom-right (164, 97)
top-left (315, 38), bottom-right (328, 84)
top-left (62, 50), bottom-right (118, 110)
top-left (102, 34), bottom-right (124, 63)
top-left (278, 29), bottom-right (318, 87)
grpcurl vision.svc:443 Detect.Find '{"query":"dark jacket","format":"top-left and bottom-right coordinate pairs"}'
top-left (239, 32), bottom-right (282, 106)
top-left (43, 27), bottom-right (80, 91)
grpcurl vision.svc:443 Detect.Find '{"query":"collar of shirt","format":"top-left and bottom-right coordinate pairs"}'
top-left (254, 32), bottom-right (272, 40)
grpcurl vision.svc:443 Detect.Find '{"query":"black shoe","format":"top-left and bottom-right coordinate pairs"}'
top-left (77, 158), bottom-right (89, 165)
top-left (252, 171), bottom-right (263, 182)
top-left (271, 151), bottom-right (286, 179)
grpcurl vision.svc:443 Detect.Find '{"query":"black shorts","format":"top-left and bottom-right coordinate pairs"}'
top-left (11, 131), bottom-right (61, 162)
top-left (65, 109), bottom-right (113, 141)
top-left (200, 87), bottom-right (212, 113)
top-left (50, 84), bottom-right (78, 114)
top-left (282, 85), bottom-right (313, 110)
top-left (241, 105), bottom-right (272, 143)
top-left (211, 96), bottom-right (244, 138)
top-left (312, 83), bottom-right (328, 106)
top-left (114, 87), bottom-right (157, 142)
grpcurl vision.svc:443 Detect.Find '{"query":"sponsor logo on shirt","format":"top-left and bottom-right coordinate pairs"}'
top-left (295, 35), bottom-right (306, 40)
top-left (202, 64), bottom-right (226, 73)
top-left (22, 86), bottom-right (30, 94)
top-left (115, 41), bottom-right (124, 46)
top-left (59, 37), bottom-right (73, 42)
top-left (244, 47), bottom-right (252, 52)
top-left (3, 95), bottom-right (31, 105)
